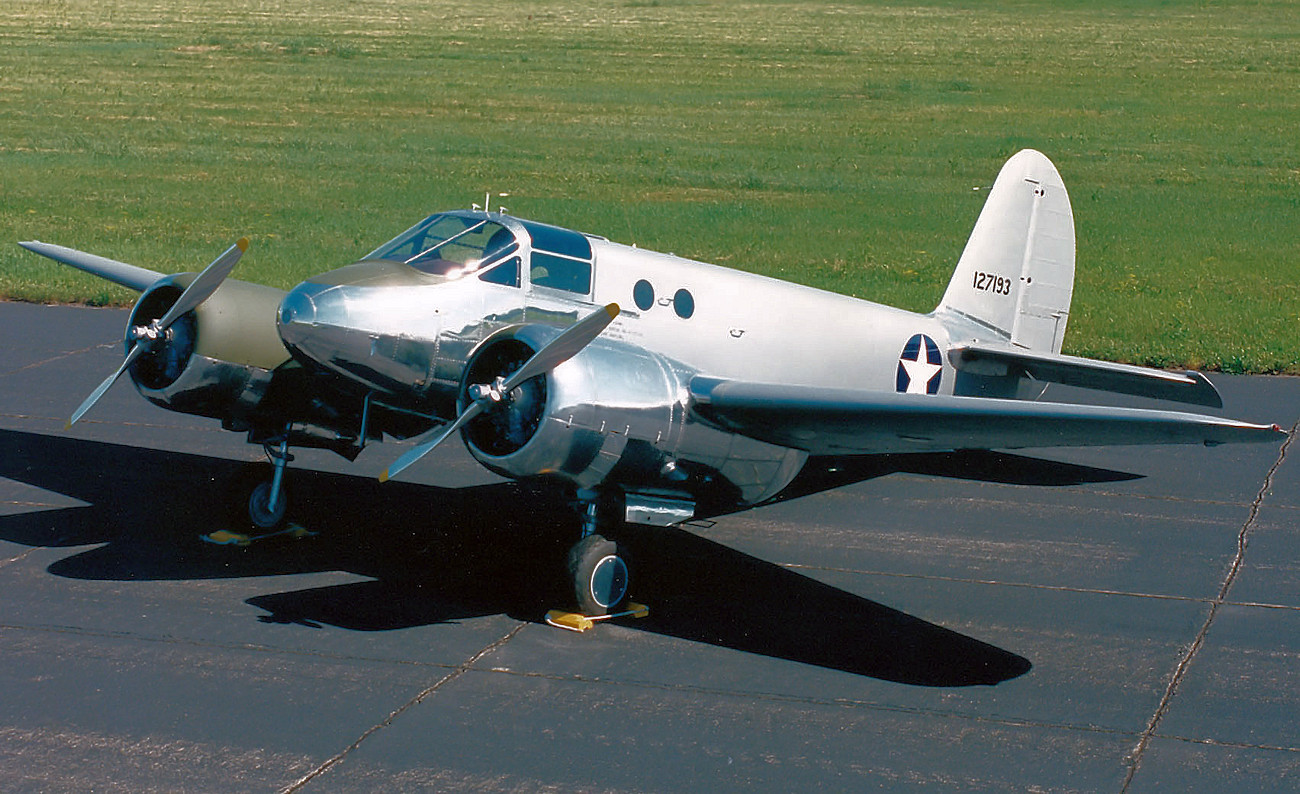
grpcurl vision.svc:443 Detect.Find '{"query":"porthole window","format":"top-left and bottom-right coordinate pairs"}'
top-left (673, 288), bottom-right (695, 319)
top-left (633, 279), bottom-right (655, 311)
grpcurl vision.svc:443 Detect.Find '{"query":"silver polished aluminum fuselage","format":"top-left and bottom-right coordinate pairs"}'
top-left (276, 211), bottom-right (991, 509)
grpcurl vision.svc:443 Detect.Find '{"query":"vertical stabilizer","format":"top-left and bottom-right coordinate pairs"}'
top-left (936, 150), bottom-right (1075, 353)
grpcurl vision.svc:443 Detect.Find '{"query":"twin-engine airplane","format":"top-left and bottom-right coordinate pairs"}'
top-left (20, 150), bottom-right (1284, 615)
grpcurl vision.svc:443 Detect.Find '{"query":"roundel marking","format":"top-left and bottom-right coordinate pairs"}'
top-left (896, 333), bottom-right (942, 395)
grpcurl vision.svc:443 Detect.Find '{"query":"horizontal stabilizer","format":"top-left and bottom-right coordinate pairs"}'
top-left (949, 344), bottom-right (1222, 408)
top-left (689, 376), bottom-right (1282, 456)
top-left (18, 241), bottom-right (163, 292)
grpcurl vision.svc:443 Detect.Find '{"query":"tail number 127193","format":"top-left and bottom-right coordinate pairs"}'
top-left (973, 271), bottom-right (1012, 296)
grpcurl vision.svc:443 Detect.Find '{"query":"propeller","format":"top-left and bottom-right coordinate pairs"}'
top-left (380, 303), bottom-right (620, 483)
top-left (67, 238), bottom-right (248, 428)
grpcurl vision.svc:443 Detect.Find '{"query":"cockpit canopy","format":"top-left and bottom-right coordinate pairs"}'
top-left (364, 212), bottom-right (594, 295)
top-left (366, 213), bottom-right (518, 279)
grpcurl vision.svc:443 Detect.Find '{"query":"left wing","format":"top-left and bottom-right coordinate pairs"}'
top-left (18, 241), bottom-right (164, 291)
top-left (688, 376), bottom-right (1284, 456)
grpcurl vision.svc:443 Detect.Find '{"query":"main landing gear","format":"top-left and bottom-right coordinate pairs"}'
top-left (207, 431), bottom-right (318, 548)
top-left (219, 429), bottom-right (298, 539)
top-left (246, 435), bottom-right (293, 530)
top-left (221, 438), bottom-right (634, 621)
top-left (565, 489), bottom-right (630, 616)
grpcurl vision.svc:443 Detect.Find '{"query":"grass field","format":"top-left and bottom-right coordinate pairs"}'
top-left (1, 0), bottom-right (1297, 372)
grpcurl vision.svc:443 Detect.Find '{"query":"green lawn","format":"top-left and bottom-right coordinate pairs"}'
top-left (2, 0), bottom-right (1297, 372)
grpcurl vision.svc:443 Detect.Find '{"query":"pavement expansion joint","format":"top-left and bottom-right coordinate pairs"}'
top-left (279, 621), bottom-right (528, 794)
top-left (1161, 732), bottom-right (1300, 755)
top-left (1120, 419), bottom-right (1297, 792)
top-left (0, 341), bottom-right (117, 380)
top-left (0, 547), bottom-right (42, 570)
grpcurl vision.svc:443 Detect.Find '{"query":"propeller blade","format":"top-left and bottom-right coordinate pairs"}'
top-left (379, 400), bottom-right (486, 483)
top-left (378, 304), bottom-right (619, 483)
top-left (156, 238), bottom-right (248, 330)
top-left (67, 341), bottom-right (148, 428)
top-left (503, 303), bottom-right (620, 391)
top-left (66, 238), bottom-right (247, 429)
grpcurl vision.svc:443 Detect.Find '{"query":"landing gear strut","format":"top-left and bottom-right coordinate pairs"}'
top-left (566, 489), bottom-right (629, 615)
top-left (243, 431), bottom-right (293, 531)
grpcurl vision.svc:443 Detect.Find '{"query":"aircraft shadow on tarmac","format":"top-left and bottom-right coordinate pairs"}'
top-left (0, 429), bottom-right (1138, 687)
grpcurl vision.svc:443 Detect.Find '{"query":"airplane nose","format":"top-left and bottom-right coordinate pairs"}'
top-left (277, 282), bottom-right (334, 355)
top-left (278, 284), bottom-right (317, 329)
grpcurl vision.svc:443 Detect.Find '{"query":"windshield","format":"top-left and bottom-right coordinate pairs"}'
top-left (366, 214), bottom-right (518, 277)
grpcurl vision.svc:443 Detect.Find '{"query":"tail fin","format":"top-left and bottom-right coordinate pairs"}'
top-left (936, 149), bottom-right (1075, 354)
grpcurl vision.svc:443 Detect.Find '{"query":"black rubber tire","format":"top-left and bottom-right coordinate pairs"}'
top-left (566, 535), bottom-right (629, 616)
top-left (247, 480), bottom-right (288, 531)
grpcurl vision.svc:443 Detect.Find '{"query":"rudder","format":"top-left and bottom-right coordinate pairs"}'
top-left (936, 150), bottom-right (1075, 353)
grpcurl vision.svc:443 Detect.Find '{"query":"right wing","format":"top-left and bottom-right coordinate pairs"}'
top-left (18, 241), bottom-right (163, 292)
top-left (689, 376), bottom-right (1283, 456)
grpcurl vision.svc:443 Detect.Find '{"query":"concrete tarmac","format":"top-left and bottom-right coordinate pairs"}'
top-left (0, 300), bottom-right (1296, 792)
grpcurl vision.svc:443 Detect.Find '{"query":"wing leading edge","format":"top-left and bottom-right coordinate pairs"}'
top-left (688, 376), bottom-right (1284, 456)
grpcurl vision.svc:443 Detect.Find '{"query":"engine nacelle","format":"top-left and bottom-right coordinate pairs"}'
top-left (460, 324), bottom-right (686, 490)
top-left (459, 324), bottom-right (806, 507)
top-left (127, 274), bottom-right (290, 426)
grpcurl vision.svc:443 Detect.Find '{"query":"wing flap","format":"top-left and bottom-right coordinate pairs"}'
top-left (949, 343), bottom-right (1223, 408)
top-left (689, 376), bottom-right (1282, 456)
top-left (18, 241), bottom-right (163, 292)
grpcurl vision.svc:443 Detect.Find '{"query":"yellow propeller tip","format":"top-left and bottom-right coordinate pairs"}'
top-left (63, 421), bottom-right (72, 431)
top-left (378, 470), bottom-right (391, 484)
top-left (604, 303), bottom-right (620, 319)
top-left (236, 237), bottom-right (249, 251)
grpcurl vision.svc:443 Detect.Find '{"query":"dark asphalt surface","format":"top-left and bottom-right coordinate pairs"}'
top-left (0, 300), bottom-right (1297, 792)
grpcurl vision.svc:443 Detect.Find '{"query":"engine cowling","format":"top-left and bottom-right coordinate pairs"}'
top-left (126, 274), bottom-right (290, 425)
top-left (459, 325), bottom-right (688, 490)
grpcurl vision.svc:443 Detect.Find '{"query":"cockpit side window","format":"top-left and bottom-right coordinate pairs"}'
top-left (479, 256), bottom-right (521, 287)
top-left (366, 214), bottom-right (518, 278)
top-left (530, 253), bottom-right (591, 293)
top-left (521, 220), bottom-right (594, 295)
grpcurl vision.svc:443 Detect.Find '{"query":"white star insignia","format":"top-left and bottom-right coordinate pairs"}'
top-left (900, 355), bottom-right (942, 394)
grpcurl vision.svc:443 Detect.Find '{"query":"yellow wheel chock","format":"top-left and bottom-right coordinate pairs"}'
top-left (201, 524), bottom-right (317, 547)
top-left (545, 602), bottom-right (650, 632)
